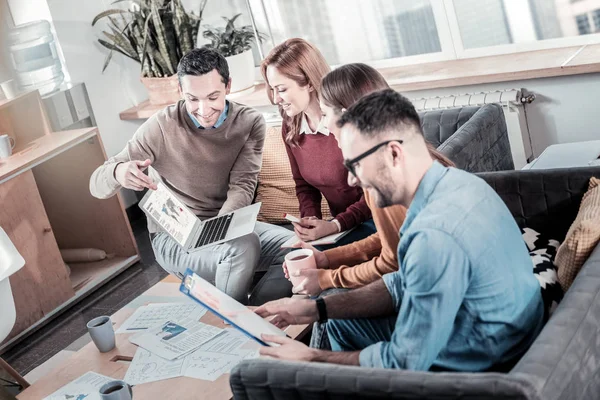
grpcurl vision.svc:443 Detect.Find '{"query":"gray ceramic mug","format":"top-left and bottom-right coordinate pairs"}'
top-left (99, 380), bottom-right (133, 400)
top-left (87, 316), bottom-right (115, 352)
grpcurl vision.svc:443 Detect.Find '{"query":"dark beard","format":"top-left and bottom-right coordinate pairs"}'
top-left (371, 184), bottom-right (395, 208)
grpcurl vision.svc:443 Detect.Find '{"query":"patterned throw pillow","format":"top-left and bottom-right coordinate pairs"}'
top-left (521, 227), bottom-right (563, 319)
top-left (255, 126), bottom-right (332, 224)
top-left (556, 177), bottom-right (600, 291)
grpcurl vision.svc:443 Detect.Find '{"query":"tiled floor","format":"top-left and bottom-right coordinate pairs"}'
top-left (1, 213), bottom-right (168, 385)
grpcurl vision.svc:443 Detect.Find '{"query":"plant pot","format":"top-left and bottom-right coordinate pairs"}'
top-left (226, 50), bottom-right (255, 94)
top-left (140, 75), bottom-right (181, 105)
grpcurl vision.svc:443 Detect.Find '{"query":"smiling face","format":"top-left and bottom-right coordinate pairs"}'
top-left (179, 69), bottom-right (231, 128)
top-left (266, 65), bottom-right (313, 117)
top-left (340, 124), bottom-right (403, 208)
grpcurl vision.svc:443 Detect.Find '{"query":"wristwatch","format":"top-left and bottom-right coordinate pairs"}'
top-left (315, 297), bottom-right (328, 323)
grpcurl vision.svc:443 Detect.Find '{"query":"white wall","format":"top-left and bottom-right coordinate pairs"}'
top-left (403, 72), bottom-right (600, 158)
top-left (45, 0), bottom-right (148, 207)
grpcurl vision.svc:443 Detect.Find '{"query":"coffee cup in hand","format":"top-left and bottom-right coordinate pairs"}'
top-left (99, 380), bottom-right (132, 400)
top-left (284, 249), bottom-right (316, 287)
top-left (87, 316), bottom-right (116, 353)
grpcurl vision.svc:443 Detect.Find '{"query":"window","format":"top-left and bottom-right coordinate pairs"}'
top-left (593, 9), bottom-right (600, 31)
top-left (240, 0), bottom-right (600, 68)
top-left (253, 0), bottom-right (450, 66)
top-left (577, 14), bottom-right (592, 34)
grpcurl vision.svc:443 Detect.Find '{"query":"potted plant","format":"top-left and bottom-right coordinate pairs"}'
top-left (202, 14), bottom-right (265, 94)
top-left (92, 0), bottom-right (207, 105)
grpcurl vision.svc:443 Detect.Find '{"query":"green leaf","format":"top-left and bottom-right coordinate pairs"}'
top-left (150, 0), bottom-right (175, 75)
top-left (112, 0), bottom-right (140, 4)
top-left (103, 30), bottom-right (139, 61)
top-left (225, 13), bottom-right (241, 35)
top-left (98, 38), bottom-right (137, 61)
top-left (102, 50), bottom-right (114, 73)
top-left (92, 9), bottom-right (129, 26)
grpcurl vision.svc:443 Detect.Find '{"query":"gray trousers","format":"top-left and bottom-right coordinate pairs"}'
top-left (151, 221), bottom-right (294, 303)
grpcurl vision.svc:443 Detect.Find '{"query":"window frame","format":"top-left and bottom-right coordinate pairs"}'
top-left (248, 0), bottom-right (600, 73)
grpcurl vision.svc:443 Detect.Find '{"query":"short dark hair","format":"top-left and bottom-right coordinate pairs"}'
top-left (177, 47), bottom-right (230, 85)
top-left (337, 89), bottom-right (422, 138)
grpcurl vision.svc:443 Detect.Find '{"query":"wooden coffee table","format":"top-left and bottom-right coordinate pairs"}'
top-left (17, 275), bottom-right (310, 399)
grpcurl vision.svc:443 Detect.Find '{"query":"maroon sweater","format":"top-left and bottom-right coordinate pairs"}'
top-left (282, 124), bottom-right (371, 231)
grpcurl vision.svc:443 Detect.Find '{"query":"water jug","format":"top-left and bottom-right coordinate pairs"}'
top-left (8, 20), bottom-right (65, 95)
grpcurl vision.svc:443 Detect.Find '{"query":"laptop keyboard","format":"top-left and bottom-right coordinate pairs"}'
top-left (195, 214), bottom-right (234, 248)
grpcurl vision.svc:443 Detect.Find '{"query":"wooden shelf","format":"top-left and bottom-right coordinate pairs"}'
top-left (0, 88), bottom-right (140, 349)
top-left (68, 256), bottom-right (139, 294)
top-left (118, 44), bottom-right (600, 121)
top-left (0, 127), bottom-right (98, 184)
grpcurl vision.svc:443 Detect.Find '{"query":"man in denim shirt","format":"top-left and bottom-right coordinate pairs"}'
top-left (255, 89), bottom-right (544, 371)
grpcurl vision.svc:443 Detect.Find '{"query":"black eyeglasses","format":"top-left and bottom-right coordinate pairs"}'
top-left (343, 140), bottom-right (402, 177)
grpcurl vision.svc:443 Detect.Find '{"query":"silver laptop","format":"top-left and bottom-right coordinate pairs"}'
top-left (527, 140), bottom-right (600, 170)
top-left (138, 179), bottom-right (260, 253)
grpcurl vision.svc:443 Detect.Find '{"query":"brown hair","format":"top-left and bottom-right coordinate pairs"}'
top-left (321, 63), bottom-right (389, 112)
top-left (261, 38), bottom-right (330, 146)
top-left (321, 63), bottom-right (455, 168)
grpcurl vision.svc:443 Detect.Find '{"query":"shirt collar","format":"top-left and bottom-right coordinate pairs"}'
top-left (300, 113), bottom-right (329, 136)
top-left (188, 101), bottom-right (229, 129)
top-left (400, 161), bottom-right (448, 235)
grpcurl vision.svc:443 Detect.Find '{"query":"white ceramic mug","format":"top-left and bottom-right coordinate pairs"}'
top-left (99, 380), bottom-right (133, 400)
top-left (0, 134), bottom-right (16, 159)
top-left (284, 249), bottom-right (317, 288)
top-left (0, 80), bottom-right (19, 100)
top-left (87, 316), bottom-right (116, 353)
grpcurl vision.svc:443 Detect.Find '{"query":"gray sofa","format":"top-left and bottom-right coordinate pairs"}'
top-left (232, 166), bottom-right (600, 400)
top-left (420, 103), bottom-right (514, 172)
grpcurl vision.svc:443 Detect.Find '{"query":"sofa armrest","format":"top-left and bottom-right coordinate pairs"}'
top-left (476, 166), bottom-right (600, 241)
top-left (230, 359), bottom-right (540, 400)
top-left (510, 242), bottom-right (600, 400)
top-left (438, 103), bottom-right (514, 172)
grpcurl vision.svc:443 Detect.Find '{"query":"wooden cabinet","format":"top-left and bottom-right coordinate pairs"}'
top-left (0, 91), bottom-right (140, 346)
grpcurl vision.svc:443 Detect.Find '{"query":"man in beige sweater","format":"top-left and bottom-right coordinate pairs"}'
top-left (89, 48), bottom-right (293, 303)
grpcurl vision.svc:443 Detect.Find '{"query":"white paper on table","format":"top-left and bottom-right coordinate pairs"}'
top-left (43, 371), bottom-right (113, 400)
top-left (182, 351), bottom-right (242, 381)
top-left (124, 347), bottom-right (184, 385)
top-left (199, 328), bottom-right (261, 358)
top-left (116, 302), bottom-right (207, 334)
top-left (181, 329), bottom-right (260, 382)
top-left (129, 317), bottom-right (222, 360)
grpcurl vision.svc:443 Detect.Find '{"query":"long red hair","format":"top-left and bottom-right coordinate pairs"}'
top-left (261, 38), bottom-right (330, 146)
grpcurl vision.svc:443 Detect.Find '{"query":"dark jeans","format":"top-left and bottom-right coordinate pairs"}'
top-left (248, 219), bottom-right (377, 306)
top-left (309, 288), bottom-right (350, 349)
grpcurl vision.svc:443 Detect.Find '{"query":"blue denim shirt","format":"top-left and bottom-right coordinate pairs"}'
top-left (359, 161), bottom-right (544, 371)
top-left (188, 101), bottom-right (229, 129)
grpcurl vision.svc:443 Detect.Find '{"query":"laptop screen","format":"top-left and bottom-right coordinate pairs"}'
top-left (179, 268), bottom-right (286, 346)
top-left (140, 182), bottom-right (197, 247)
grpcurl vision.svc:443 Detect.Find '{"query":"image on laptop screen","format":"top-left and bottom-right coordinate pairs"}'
top-left (140, 182), bottom-right (197, 247)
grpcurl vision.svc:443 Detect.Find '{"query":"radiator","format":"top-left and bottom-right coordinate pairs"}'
top-left (410, 89), bottom-right (535, 169)
top-left (261, 89), bottom-right (535, 169)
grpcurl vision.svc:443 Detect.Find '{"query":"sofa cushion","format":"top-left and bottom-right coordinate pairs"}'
top-left (256, 126), bottom-right (331, 224)
top-left (521, 228), bottom-right (563, 319)
top-left (419, 106), bottom-right (480, 148)
top-left (521, 227), bottom-right (560, 258)
top-left (531, 250), bottom-right (563, 318)
top-left (556, 177), bottom-right (600, 291)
